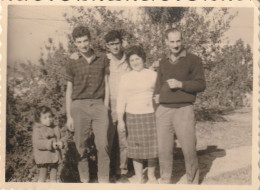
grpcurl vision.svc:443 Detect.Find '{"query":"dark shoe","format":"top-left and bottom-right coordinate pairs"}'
top-left (109, 175), bottom-right (117, 183)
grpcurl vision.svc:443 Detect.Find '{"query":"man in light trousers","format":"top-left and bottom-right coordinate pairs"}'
top-left (154, 28), bottom-right (206, 184)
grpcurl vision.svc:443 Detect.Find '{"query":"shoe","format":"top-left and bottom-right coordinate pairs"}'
top-left (117, 174), bottom-right (129, 183)
top-left (147, 178), bottom-right (158, 184)
top-left (109, 175), bottom-right (117, 183)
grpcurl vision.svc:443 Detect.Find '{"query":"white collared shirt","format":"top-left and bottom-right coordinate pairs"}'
top-left (107, 53), bottom-right (130, 100)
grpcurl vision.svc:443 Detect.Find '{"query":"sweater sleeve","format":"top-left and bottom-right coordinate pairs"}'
top-left (117, 75), bottom-right (127, 114)
top-left (154, 62), bottom-right (163, 95)
top-left (32, 128), bottom-right (53, 151)
top-left (181, 57), bottom-right (206, 93)
top-left (54, 126), bottom-right (61, 141)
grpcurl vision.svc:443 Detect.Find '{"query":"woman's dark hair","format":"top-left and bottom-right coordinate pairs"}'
top-left (34, 106), bottom-right (54, 123)
top-left (72, 26), bottom-right (91, 41)
top-left (125, 45), bottom-right (146, 65)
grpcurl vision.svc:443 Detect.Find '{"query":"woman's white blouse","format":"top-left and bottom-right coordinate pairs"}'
top-left (117, 69), bottom-right (157, 114)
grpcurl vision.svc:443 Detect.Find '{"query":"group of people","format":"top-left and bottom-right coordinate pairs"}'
top-left (32, 25), bottom-right (206, 184)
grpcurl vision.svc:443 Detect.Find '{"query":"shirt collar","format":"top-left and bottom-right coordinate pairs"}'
top-left (167, 49), bottom-right (186, 64)
top-left (107, 52), bottom-right (126, 65)
top-left (79, 49), bottom-right (98, 64)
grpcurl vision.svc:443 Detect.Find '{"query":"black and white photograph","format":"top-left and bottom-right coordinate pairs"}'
top-left (1, 1), bottom-right (257, 189)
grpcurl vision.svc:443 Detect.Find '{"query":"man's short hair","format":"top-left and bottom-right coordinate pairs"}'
top-left (34, 106), bottom-right (54, 123)
top-left (126, 45), bottom-right (146, 64)
top-left (104, 30), bottom-right (123, 43)
top-left (72, 26), bottom-right (91, 41)
top-left (165, 28), bottom-right (182, 40)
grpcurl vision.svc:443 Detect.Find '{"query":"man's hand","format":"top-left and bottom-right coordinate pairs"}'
top-left (167, 79), bottom-right (183, 89)
top-left (66, 116), bottom-right (74, 132)
top-left (118, 120), bottom-right (126, 133)
top-left (70, 52), bottom-right (80, 60)
top-left (153, 94), bottom-right (160, 104)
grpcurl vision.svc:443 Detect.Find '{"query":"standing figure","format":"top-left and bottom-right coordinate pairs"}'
top-left (65, 26), bottom-right (110, 183)
top-left (32, 106), bottom-right (65, 182)
top-left (154, 28), bottom-right (206, 184)
top-left (117, 45), bottom-right (158, 183)
top-left (104, 30), bottom-right (130, 182)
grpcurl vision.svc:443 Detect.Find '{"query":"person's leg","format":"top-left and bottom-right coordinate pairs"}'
top-left (38, 166), bottom-right (48, 182)
top-left (172, 105), bottom-right (199, 184)
top-left (155, 105), bottom-right (175, 184)
top-left (147, 158), bottom-right (157, 183)
top-left (117, 125), bottom-right (128, 175)
top-left (110, 99), bottom-right (128, 176)
top-left (132, 159), bottom-right (143, 183)
top-left (77, 157), bottom-right (89, 182)
top-left (92, 102), bottom-right (110, 183)
top-left (49, 164), bottom-right (58, 182)
top-left (71, 100), bottom-right (92, 183)
top-left (107, 113), bottom-right (118, 180)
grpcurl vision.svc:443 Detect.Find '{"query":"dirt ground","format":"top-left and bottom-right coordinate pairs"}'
top-left (172, 106), bottom-right (252, 184)
top-left (196, 107), bottom-right (252, 150)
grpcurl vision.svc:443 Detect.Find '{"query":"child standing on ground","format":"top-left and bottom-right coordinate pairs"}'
top-left (32, 106), bottom-right (65, 182)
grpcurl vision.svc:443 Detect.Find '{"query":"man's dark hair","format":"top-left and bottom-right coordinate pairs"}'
top-left (164, 28), bottom-right (182, 40)
top-left (126, 45), bottom-right (146, 65)
top-left (104, 30), bottom-right (123, 43)
top-left (72, 26), bottom-right (91, 41)
top-left (34, 106), bottom-right (54, 123)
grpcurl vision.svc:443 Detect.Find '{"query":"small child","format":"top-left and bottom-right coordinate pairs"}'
top-left (32, 106), bottom-right (65, 182)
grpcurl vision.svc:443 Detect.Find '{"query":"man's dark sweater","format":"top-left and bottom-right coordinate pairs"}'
top-left (154, 50), bottom-right (206, 108)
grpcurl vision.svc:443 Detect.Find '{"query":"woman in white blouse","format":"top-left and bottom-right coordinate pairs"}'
top-left (117, 45), bottom-right (158, 183)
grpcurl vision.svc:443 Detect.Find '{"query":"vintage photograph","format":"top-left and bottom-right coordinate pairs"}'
top-left (4, 4), bottom-right (254, 186)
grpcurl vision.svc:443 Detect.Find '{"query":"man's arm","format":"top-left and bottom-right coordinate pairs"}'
top-left (66, 81), bottom-right (74, 132)
top-left (104, 74), bottom-right (110, 108)
top-left (181, 57), bottom-right (206, 93)
top-left (153, 61), bottom-right (163, 103)
top-left (117, 76), bottom-right (127, 132)
top-left (168, 57), bottom-right (206, 93)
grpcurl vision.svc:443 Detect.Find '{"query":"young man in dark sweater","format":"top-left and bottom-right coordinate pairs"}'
top-left (154, 28), bottom-right (206, 184)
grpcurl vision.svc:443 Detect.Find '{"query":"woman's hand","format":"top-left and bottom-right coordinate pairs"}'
top-left (153, 94), bottom-right (160, 104)
top-left (118, 120), bottom-right (126, 133)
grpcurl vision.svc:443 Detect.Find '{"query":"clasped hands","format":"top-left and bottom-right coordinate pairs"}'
top-left (167, 78), bottom-right (183, 89)
top-left (52, 141), bottom-right (65, 150)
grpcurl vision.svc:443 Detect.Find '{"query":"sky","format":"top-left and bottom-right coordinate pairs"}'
top-left (7, 6), bottom-right (254, 65)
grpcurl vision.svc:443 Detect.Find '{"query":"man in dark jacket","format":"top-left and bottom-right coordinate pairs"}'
top-left (154, 28), bottom-right (206, 184)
